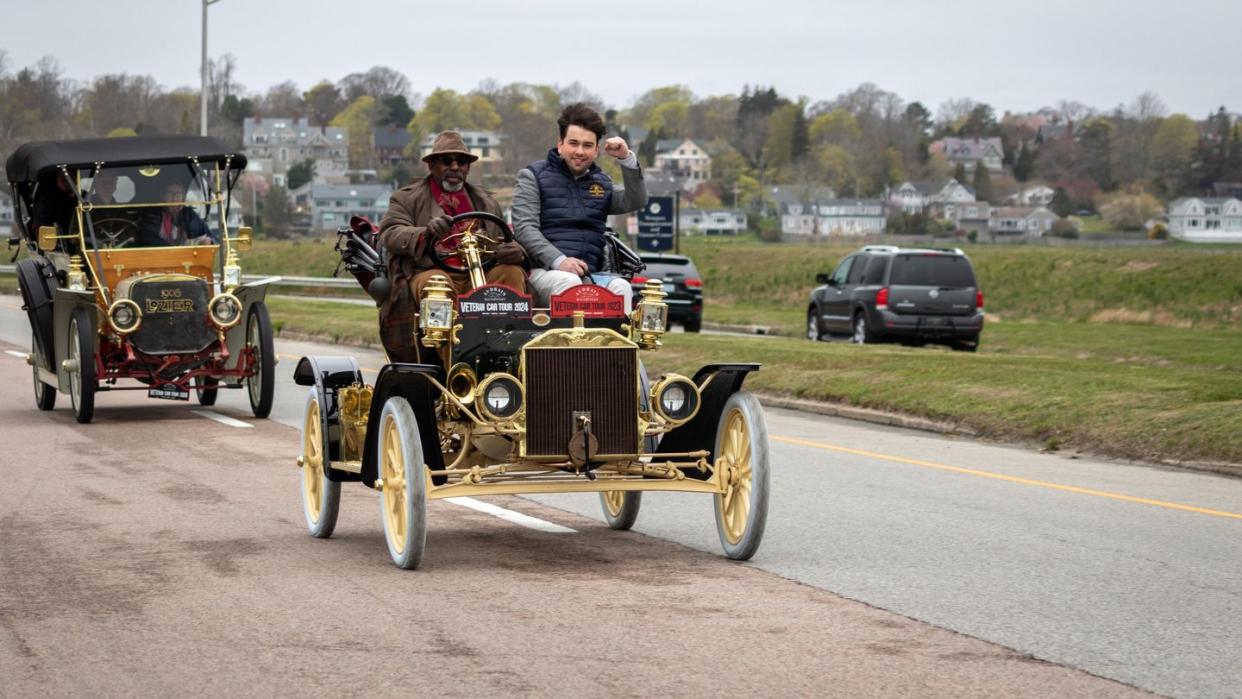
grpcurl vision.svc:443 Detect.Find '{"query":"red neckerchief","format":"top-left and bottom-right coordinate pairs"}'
top-left (161, 211), bottom-right (174, 242)
top-left (427, 176), bottom-right (474, 267)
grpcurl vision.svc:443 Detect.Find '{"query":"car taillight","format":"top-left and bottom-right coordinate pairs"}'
top-left (876, 287), bottom-right (889, 310)
top-left (632, 276), bottom-right (648, 284)
top-left (685, 278), bottom-right (702, 289)
top-left (976, 289), bottom-right (984, 310)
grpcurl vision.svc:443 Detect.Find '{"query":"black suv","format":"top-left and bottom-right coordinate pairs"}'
top-left (807, 245), bottom-right (984, 351)
top-left (633, 254), bottom-right (703, 332)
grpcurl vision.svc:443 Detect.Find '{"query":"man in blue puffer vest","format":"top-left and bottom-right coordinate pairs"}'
top-left (513, 103), bottom-right (647, 310)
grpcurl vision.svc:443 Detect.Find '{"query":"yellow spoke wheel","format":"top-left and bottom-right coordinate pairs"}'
top-left (712, 391), bottom-right (770, 561)
top-left (300, 388), bottom-right (340, 538)
top-left (600, 490), bottom-right (642, 530)
top-left (377, 397), bottom-right (427, 570)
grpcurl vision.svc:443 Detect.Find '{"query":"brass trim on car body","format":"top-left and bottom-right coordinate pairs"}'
top-left (446, 363), bottom-right (478, 404)
top-left (649, 373), bottom-right (702, 426)
top-left (518, 326), bottom-right (640, 461)
top-left (475, 373), bottom-right (524, 422)
top-left (106, 298), bottom-right (142, 335)
top-left (208, 293), bottom-right (243, 330)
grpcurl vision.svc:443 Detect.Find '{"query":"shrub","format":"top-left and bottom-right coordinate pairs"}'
top-left (1051, 219), bottom-right (1079, 239)
top-left (1147, 222), bottom-right (1169, 240)
top-left (1095, 187), bottom-right (1164, 231)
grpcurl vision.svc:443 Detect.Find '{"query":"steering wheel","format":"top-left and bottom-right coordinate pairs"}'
top-left (430, 211), bottom-right (513, 276)
top-left (92, 217), bottom-right (139, 249)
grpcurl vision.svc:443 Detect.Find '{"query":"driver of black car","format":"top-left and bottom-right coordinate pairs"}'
top-left (376, 130), bottom-right (527, 362)
top-left (137, 181), bottom-right (214, 246)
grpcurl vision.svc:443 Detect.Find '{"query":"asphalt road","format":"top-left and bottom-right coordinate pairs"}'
top-left (2, 295), bottom-right (1240, 697)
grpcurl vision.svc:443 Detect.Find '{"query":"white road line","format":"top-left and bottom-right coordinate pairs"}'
top-left (445, 497), bottom-right (577, 534)
top-left (5, 350), bottom-right (28, 359)
top-left (192, 410), bottom-right (254, 429)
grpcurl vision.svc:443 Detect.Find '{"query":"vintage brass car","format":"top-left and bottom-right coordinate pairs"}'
top-left (6, 136), bottom-right (274, 423)
top-left (295, 212), bottom-right (770, 568)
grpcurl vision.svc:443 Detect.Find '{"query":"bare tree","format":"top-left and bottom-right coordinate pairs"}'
top-left (259, 81), bottom-right (305, 117)
top-left (339, 66), bottom-right (410, 103)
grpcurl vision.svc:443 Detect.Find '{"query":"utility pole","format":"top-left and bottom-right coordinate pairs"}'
top-left (200, 0), bottom-right (224, 137)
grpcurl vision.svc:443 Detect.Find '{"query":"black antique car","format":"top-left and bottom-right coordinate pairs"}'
top-left (7, 135), bottom-right (275, 422)
top-left (295, 213), bottom-right (770, 569)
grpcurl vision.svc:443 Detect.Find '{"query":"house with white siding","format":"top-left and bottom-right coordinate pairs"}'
top-left (990, 206), bottom-right (1057, 237)
top-left (888, 179), bottom-right (975, 215)
top-left (1167, 197), bottom-right (1242, 242)
top-left (782, 199), bottom-right (885, 236)
top-left (0, 190), bottom-right (14, 234)
top-left (654, 139), bottom-right (712, 184)
top-left (243, 117), bottom-right (350, 187)
top-left (679, 208), bottom-right (747, 235)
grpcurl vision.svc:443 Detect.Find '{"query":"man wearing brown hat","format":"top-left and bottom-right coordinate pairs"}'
top-left (378, 130), bottom-right (526, 362)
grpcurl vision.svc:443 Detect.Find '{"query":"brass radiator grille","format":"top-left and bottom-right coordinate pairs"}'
top-left (525, 347), bottom-right (638, 457)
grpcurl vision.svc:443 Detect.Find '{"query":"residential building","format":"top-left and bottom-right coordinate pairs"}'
top-left (770, 184), bottom-right (835, 230)
top-left (1035, 121), bottom-right (1082, 145)
top-left (1167, 197), bottom-right (1242, 242)
top-left (888, 179), bottom-right (974, 215)
top-left (243, 117), bottom-right (349, 187)
top-left (990, 206), bottom-right (1057, 237)
top-left (933, 137), bottom-right (1004, 174)
top-left (679, 208), bottom-right (747, 235)
top-left (943, 201), bottom-right (992, 236)
top-left (303, 183), bottom-right (394, 232)
top-left (654, 139), bottom-right (712, 184)
top-left (373, 127), bottom-right (412, 167)
top-left (782, 198), bottom-right (885, 236)
top-left (1015, 184), bottom-right (1055, 206)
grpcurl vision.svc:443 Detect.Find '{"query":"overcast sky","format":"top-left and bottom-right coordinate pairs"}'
top-left (4, 0), bottom-right (1239, 118)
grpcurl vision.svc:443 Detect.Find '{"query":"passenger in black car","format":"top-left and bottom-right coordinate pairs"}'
top-left (138, 181), bottom-right (214, 246)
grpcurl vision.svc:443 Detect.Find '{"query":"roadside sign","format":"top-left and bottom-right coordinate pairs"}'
top-left (637, 196), bottom-right (675, 252)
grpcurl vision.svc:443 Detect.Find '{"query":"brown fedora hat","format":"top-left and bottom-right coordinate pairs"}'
top-left (421, 131), bottom-right (479, 164)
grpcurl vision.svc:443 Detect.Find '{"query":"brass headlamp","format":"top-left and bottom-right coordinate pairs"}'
top-left (419, 274), bottom-right (457, 347)
top-left (631, 279), bottom-right (668, 349)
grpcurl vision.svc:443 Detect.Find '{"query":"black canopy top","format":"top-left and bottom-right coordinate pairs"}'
top-left (5, 135), bottom-right (248, 183)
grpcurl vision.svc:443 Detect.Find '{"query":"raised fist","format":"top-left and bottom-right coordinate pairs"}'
top-left (603, 137), bottom-right (630, 159)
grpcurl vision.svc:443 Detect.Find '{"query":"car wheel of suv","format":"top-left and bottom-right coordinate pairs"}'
top-left (600, 491), bottom-right (642, 530)
top-left (301, 388), bottom-right (340, 538)
top-left (378, 397), bottom-right (427, 570)
top-left (713, 391), bottom-right (770, 561)
top-left (68, 308), bottom-right (97, 424)
top-left (952, 335), bottom-right (980, 353)
top-left (684, 317), bottom-right (702, 333)
top-left (807, 309), bottom-right (824, 341)
top-left (852, 312), bottom-right (875, 345)
top-left (245, 302), bottom-right (275, 419)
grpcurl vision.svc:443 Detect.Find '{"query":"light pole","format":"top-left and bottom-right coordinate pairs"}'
top-left (200, 0), bottom-right (224, 137)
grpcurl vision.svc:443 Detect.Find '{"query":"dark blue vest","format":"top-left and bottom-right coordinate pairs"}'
top-left (528, 149), bottom-right (613, 272)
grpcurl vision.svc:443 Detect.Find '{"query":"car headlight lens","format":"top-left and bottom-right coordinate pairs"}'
top-left (651, 375), bottom-right (700, 424)
top-left (476, 374), bottom-right (523, 420)
top-left (208, 293), bottom-right (242, 329)
top-left (108, 299), bottom-right (142, 334)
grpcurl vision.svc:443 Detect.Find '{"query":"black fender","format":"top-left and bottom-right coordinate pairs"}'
top-left (293, 355), bottom-right (365, 482)
top-left (654, 363), bottom-right (761, 480)
top-left (15, 257), bottom-right (57, 366)
top-left (360, 363), bottom-right (446, 487)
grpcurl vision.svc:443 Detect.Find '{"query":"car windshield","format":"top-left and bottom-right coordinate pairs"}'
top-left (889, 254), bottom-right (976, 287)
top-left (640, 256), bottom-right (696, 277)
top-left (79, 164), bottom-right (219, 208)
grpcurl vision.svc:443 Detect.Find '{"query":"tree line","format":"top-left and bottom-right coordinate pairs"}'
top-left (4, 52), bottom-right (1240, 223)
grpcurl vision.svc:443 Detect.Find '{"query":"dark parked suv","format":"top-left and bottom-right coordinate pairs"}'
top-left (632, 254), bottom-right (703, 332)
top-left (807, 245), bottom-right (984, 351)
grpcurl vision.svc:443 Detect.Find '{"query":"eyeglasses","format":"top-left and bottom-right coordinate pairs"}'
top-left (432, 155), bottom-right (471, 167)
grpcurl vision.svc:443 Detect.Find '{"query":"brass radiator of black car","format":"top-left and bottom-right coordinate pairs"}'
top-left (127, 277), bottom-right (216, 355)
top-left (524, 347), bottom-right (638, 458)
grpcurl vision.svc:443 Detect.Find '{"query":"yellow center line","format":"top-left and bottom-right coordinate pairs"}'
top-left (771, 434), bottom-right (1242, 521)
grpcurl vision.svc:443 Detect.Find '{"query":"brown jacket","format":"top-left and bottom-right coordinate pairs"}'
top-left (376, 177), bottom-right (505, 357)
